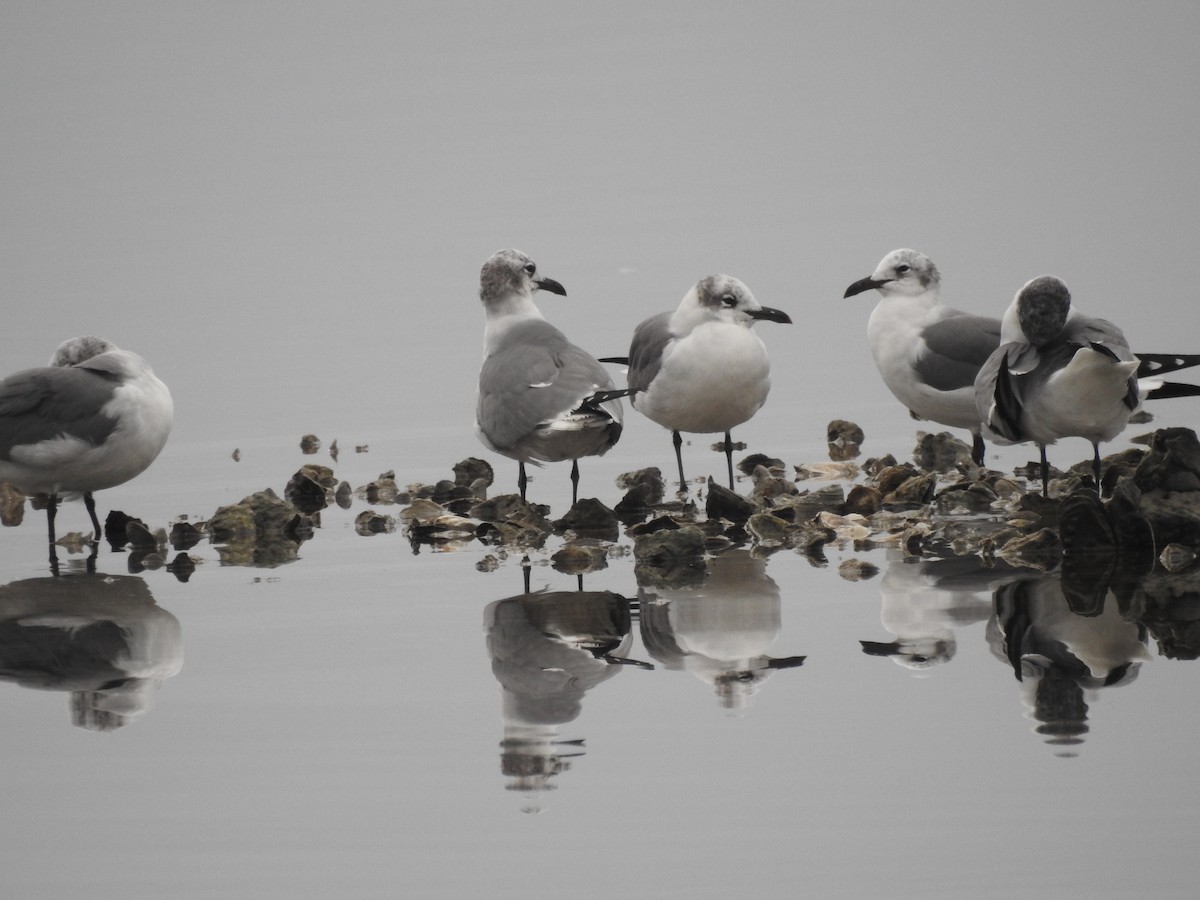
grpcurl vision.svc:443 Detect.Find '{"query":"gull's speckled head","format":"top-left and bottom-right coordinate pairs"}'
top-left (692, 275), bottom-right (792, 326)
top-left (49, 336), bottom-right (119, 367)
top-left (479, 249), bottom-right (566, 306)
top-left (1015, 276), bottom-right (1071, 345)
top-left (844, 248), bottom-right (940, 299)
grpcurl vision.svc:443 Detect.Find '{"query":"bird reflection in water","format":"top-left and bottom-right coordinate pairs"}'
top-left (860, 552), bottom-right (1019, 672)
top-left (484, 584), bottom-right (651, 813)
top-left (988, 568), bottom-right (1149, 756)
top-left (638, 549), bottom-right (805, 712)
top-left (0, 571), bottom-right (183, 731)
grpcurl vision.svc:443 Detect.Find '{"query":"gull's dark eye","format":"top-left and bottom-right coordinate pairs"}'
top-left (524, 263), bottom-right (536, 275)
top-left (896, 264), bottom-right (911, 274)
top-left (721, 294), bottom-right (737, 308)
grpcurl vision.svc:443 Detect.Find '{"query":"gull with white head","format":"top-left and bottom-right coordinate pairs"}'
top-left (475, 249), bottom-right (623, 504)
top-left (626, 274), bottom-right (791, 492)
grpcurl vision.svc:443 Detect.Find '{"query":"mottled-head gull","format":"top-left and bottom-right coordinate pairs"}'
top-left (845, 249), bottom-right (1200, 469)
top-left (844, 249), bottom-right (1002, 465)
top-left (475, 249), bottom-right (623, 504)
top-left (626, 275), bottom-right (791, 492)
top-left (0, 336), bottom-right (173, 550)
top-left (975, 276), bottom-right (1152, 495)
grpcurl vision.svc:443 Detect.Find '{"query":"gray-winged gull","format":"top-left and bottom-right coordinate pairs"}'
top-left (845, 249), bottom-right (1200, 469)
top-left (844, 249), bottom-right (1001, 465)
top-left (626, 274), bottom-right (791, 492)
top-left (975, 276), bottom-right (1151, 495)
top-left (475, 249), bottom-right (623, 504)
top-left (0, 336), bottom-right (173, 548)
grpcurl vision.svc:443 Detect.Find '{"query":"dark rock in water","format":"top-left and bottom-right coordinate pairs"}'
top-left (1133, 427), bottom-right (1200, 493)
top-left (1129, 428), bottom-right (1200, 548)
top-left (170, 521), bottom-right (203, 551)
top-left (207, 489), bottom-right (311, 566)
top-left (104, 510), bottom-right (137, 548)
top-left (551, 541), bottom-right (609, 575)
top-left (1012, 492), bottom-right (1061, 530)
top-left (285, 464), bottom-right (337, 514)
top-left (626, 515), bottom-right (682, 536)
top-left (1159, 543), bottom-right (1196, 572)
top-left (470, 493), bottom-right (551, 526)
top-left (933, 480), bottom-right (997, 514)
top-left (354, 510), bottom-right (395, 535)
top-left (335, 481), bottom-right (353, 510)
top-left (913, 431), bottom-right (973, 473)
top-left (0, 482), bottom-right (24, 527)
top-left (746, 512), bottom-right (790, 546)
top-left (873, 463), bottom-right (920, 497)
top-left (885, 473), bottom-right (937, 506)
top-left (998, 528), bottom-right (1063, 571)
top-left (614, 467), bottom-right (665, 522)
top-left (1107, 479), bottom-right (1155, 562)
top-left (1066, 448), bottom-right (1144, 495)
top-left (300, 434), bottom-right (321, 454)
top-left (844, 485), bottom-right (882, 516)
top-left (738, 453), bottom-right (786, 475)
top-left (1058, 491), bottom-right (1115, 554)
top-left (750, 466), bottom-right (798, 505)
top-left (633, 525), bottom-right (707, 588)
top-left (862, 454), bottom-right (898, 477)
top-left (775, 485), bottom-right (846, 521)
top-left (554, 498), bottom-right (619, 541)
top-left (827, 419), bottom-right (865, 462)
top-left (706, 479), bottom-right (756, 524)
top-left (838, 559), bottom-right (880, 581)
top-left (1126, 570), bottom-right (1200, 660)
top-left (360, 471), bottom-right (400, 505)
top-left (125, 518), bottom-right (160, 550)
top-left (166, 552), bottom-right (196, 582)
top-left (453, 457), bottom-right (494, 490)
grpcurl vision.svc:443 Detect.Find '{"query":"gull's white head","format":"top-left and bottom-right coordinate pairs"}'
top-left (675, 274), bottom-right (792, 332)
top-left (49, 336), bottom-right (119, 367)
top-left (478, 249), bottom-right (567, 312)
top-left (844, 248), bottom-right (941, 300)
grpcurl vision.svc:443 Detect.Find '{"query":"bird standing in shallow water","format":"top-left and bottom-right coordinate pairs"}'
top-left (475, 249), bottom-right (623, 505)
top-left (975, 276), bottom-right (1147, 496)
top-left (0, 336), bottom-right (173, 554)
top-left (844, 249), bottom-right (1001, 466)
top-left (626, 275), bottom-right (791, 492)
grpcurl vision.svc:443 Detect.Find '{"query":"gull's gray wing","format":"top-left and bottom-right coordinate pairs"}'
top-left (627, 312), bottom-right (673, 396)
top-left (477, 320), bottom-right (615, 452)
top-left (915, 312), bottom-right (1002, 392)
top-left (0, 367), bottom-right (120, 459)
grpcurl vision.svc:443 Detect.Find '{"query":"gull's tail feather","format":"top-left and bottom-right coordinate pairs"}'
top-left (1146, 381), bottom-right (1200, 401)
top-left (1136, 352), bottom-right (1200, 378)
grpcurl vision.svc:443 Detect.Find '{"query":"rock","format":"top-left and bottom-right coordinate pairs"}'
top-left (997, 528), bottom-right (1063, 571)
top-left (862, 454), bottom-right (898, 477)
top-left (453, 457), bottom-right (494, 490)
top-left (360, 471), bottom-right (400, 505)
top-left (838, 559), bottom-right (880, 581)
top-left (125, 518), bottom-right (161, 550)
top-left (470, 494), bottom-right (552, 532)
top-left (551, 541), bottom-right (609, 575)
top-left (750, 466), bottom-right (798, 505)
top-left (208, 489), bottom-right (311, 566)
top-left (827, 419), bottom-right (865, 461)
top-left (0, 482), bottom-right (23, 527)
top-left (738, 453), bottom-right (786, 475)
top-left (775, 485), bottom-right (846, 521)
top-left (170, 521), bottom-right (203, 551)
top-left (933, 480), bottom-right (997, 514)
top-left (613, 468), bottom-right (665, 523)
top-left (299, 434), bottom-right (321, 454)
top-left (285, 464), bottom-right (338, 514)
top-left (1159, 543), bottom-right (1196, 573)
top-left (626, 515), bottom-right (682, 536)
top-left (633, 525), bottom-right (706, 561)
top-left (885, 473), bottom-right (937, 506)
top-left (553, 498), bottom-right (619, 541)
top-left (913, 431), bottom-right (973, 473)
top-left (354, 510), bottom-right (395, 535)
top-left (166, 552), bottom-right (196, 582)
top-left (746, 512), bottom-right (790, 546)
top-left (844, 484), bottom-right (882, 517)
top-left (1058, 491), bottom-right (1114, 555)
top-left (873, 463), bottom-right (920, 497)
top-left (705, 479), bottom-right (756, 524)
top-left (1133, 427), bottom-right (1200, 493)
top-left (335, 481), bottom-right (353, 510)
top-left (632, 525), bottom-right (707, 588)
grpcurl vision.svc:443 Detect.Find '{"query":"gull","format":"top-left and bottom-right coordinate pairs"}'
top-left (974, 275), bottom-right (1200, 495)
top-left (475, 249), bottom-right (623, 504)
top-left (845, 249), bottom-right (1200, 470)
top-left (625, 275), bottom-right (791, 492)
top-left (0, 336), bottom-right (173, 551)
top-left (844, 249), bottom-right (1001, 465)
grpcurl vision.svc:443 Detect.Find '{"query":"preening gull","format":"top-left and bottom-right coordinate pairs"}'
top-left (626, 275), bottom-right (791, 491)
top-left (475, 249), bottom-right (623, 504)
top-left (0, 336), bottom-right (173, 551)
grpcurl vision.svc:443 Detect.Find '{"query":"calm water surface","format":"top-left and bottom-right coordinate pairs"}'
top-left (1, 401), bottom-right (1197, 900)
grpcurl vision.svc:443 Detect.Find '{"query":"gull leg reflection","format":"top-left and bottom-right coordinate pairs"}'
top-left (0, 571), bottom-right (183, 731)
top-left (638, 549), bottom-right (805, 712)
top-left (484, 575), bottom-right (650, 812)
top-left (987, 567), bottom-right (1149, 755)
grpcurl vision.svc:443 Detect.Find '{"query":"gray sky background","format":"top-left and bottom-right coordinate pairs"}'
top-left (3, 1), bottom-right (1199, 457)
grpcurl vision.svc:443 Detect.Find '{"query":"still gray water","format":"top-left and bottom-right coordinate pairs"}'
top-left (5, 4), bottom-right (1200, 897)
